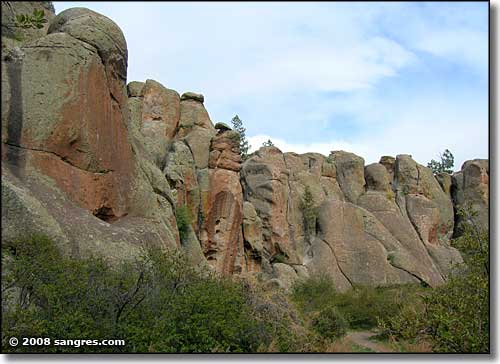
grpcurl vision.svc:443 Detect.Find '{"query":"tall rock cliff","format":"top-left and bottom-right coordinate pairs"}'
top-left (1, 3), bottom-right (489, 290)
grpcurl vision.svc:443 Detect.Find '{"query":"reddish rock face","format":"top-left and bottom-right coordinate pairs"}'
top-left (141, 80), bottom-right (180, 141)
top-left (209, 130), bottom-right (242, 172)
top-left (128, 79), bottom-right (180, 167)
top-left (202, 168), bottom-right (244, 274)
top-left (199, 129), bottom-right (244, 274)
top-left (2, 12), bottom-right (134, 222)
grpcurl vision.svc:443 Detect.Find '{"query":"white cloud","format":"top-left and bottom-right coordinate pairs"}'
top-left (415, 28), bottom-right (487, 70)
top-left (54, 2), bottom-right (488, 169)
top-left (249, 97), bottom-right (489, 170)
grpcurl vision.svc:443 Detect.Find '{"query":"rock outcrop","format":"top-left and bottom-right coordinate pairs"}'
top-left (452, 159), bottom-right (489, 234)
top-left (1, 2), bottom-right (489, 291)
top-left (2, 4), bottom-right (179, 261)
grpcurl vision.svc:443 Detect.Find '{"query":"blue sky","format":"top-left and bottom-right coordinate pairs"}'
top-left (55, 2), bottom-right (488, 169)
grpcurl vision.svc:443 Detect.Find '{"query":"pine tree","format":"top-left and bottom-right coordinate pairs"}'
top-left (262, 139), bottom-right (275, 147)
top-left (231, 115), bottom-right (250, 161)
top-left (427, 149), bottom-right (454, 174)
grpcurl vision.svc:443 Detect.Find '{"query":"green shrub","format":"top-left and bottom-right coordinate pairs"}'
top-left (271, 252), bottom-right (287, 264)
top-left (291, 274), bottom-right (337, 314)
top-left (333, 285), bottom-right (423, 330)
top-left (175, 205), bottom-right (192, 242)
top-left (14, 9), bottom-right (47, 29)
top-left (300, 186), bottom-right (317, 241)
top-left (1, 235), bottom-right (283, 353)
top-left (291, 274), bottom-right (424, 333)
top-left (311, 307), bottom-right (348, 340)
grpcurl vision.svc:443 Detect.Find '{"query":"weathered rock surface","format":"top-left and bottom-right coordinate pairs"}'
top-left (1, 2), bottom-right (488, 291)
top-left (331, 150), bottom-right (366, 203)
top-left (365, 163), bottom-right (391, 193)
top-left (127, 79), bottom-right (180, 168)
top-left (242, 201), bottom-right (265, 272)
top-left (199, 129), bottom-right (244, 274)
top-left (452, 159), bottom-right (489, 234)
top-left (177, 95), bottom-right (216, 169)
top-left (2, 2), bottom-right (55, 45)
top-left (313, 199), bottom-right (420, 287)
top-left (2, 4), bottom-right (179, 261)
top-left (3, 12), bottom-right (134, 221)
top-left (209, 130), bottom-right (242, 171)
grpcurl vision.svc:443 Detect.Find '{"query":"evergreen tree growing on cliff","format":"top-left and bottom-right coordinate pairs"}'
top-left (231, 115), bottom-right (250, 161)
top-left (427, 149), bottom-right (454, 174)
top-left (262, 139), bottom-right (275, 147)
top-left (301, 186), bottom-right (317, 241)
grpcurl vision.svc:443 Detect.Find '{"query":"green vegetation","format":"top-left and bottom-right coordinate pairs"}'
top-left (271, 252), bottom-right (288, 264)
top-left (230, 115), bottom-right (250, 161)
top-left (1, 235), bottom-right (300, 353)
top-left (175, 205), bottom-right (192, 242)
top-left (311, 307), bottom-right (348, 340)
top-left (291, 275), bottom-right (426, 337)
top-left (14, 9), bottom-right (47, 29)
top-left (300, 186), bottom-right (317, 241)
top-left (3, 202), bottom-right (488, 353)
top-left (378, 205), bottom-right (489, 353)
top-left (262, 139), bottom-right (275, 147)
top-left (427, 149), bottom-right (454, 174)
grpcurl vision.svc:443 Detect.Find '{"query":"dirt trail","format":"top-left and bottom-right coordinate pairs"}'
top-left (346, 331), bottom-right (393, 352)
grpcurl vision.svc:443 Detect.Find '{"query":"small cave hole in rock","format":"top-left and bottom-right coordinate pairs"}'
top-left (93, 207), bottom-right (118, 223)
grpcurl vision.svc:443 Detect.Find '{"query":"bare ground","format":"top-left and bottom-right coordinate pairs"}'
top-left (346, 331), bottom-right (393, 352)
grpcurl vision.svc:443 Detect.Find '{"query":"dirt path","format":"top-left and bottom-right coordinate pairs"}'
top-left (346, 331), bottom-right (393, 352)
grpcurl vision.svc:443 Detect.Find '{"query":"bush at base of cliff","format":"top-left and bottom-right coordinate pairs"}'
top-left (291, 274), bottom-right (424, 335)
top-left (378, 207), bottom-right (489, 353)
top-left (311, 307), bottom-right (348, 340)
top-left (1, 235), bottom-right (287, 353)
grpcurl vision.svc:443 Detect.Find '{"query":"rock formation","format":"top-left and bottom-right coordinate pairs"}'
top-left (1, 2), bottom-right (489, 290)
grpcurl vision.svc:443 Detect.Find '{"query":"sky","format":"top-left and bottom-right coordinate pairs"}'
top-left (55, 2), bottom-right (489, 170)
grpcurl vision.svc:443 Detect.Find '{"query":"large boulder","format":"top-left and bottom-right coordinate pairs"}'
top-left (163, 141), bottom-right (200, 220)
top-left (2, 27), bottom-right (134, 220)
top-left (209, 130), bottom-right (241, 172)
top-left (127, 79), bottom-right (180, 168)
top-left (241, 147), bottom-right (347, 271)
top-left (1, 6), bottom-right (178, 261)
top-left (452, 159), bottom-right (489, 234)
top-left (241, 146), bottom-right (294, 261)
top-left (310, 199), bottom-right (421, 290)
top-left (393, 155), bottom-right (454, 243)
top-left (330, 151), bottom-right (366, 203)
top-left (177, 92), bottom-right (216, 169)
top-left (48, 7), bottom-right (127, 100)
top-left (365, 163), bottom-right (391, 193)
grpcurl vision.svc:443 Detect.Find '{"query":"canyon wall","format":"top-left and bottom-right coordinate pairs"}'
top-left (1, 3), bottom-right (489, 290)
